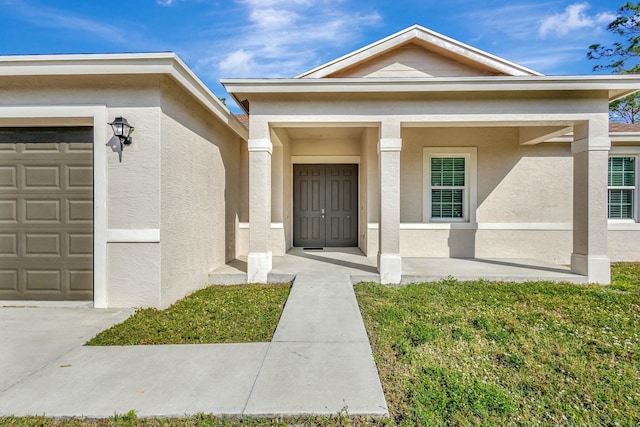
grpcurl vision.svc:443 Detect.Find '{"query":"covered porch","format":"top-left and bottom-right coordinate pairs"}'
top-left (221, 24), bottom-right (640, 287)
top-left (211, 248), bottom-right (587, 285)
top-left (229, 116), bottom-right (611, 285)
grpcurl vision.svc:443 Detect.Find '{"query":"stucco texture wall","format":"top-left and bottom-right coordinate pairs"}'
top-left (159, 78), bottom-right (241, 307)
top-left (0, 75), bottom-right (166, 307)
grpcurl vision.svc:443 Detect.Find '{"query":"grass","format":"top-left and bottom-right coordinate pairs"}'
top-left (354, 262), bottom-right (640, 426)
top-left (86, 283), bottom-right (291, 345)
top-left (4, 264), bottom-right (639, 426)
top-left (0, 411), bottom-right (383, 426)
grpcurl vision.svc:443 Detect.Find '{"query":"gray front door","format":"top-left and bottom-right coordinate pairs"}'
top-left (293, 164), bottom-right (358, 247)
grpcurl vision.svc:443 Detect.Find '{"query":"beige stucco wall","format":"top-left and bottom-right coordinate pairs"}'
top-left (400, 127), bottom-right (574, 223)
top-left (0, 75), bottom-right (166, 307)
top-left (609, 230), bottom-right (640, 261)
top-left (159, 78), bottom-right (242, 307)
top-left (330, 43), bottom-right (498, 78)
top-left (239, 90), bottom-right (639, 265)
top-left (245, 121), bottom-right (640, 264)
top-left (107, 243), bottom-right (161, 307)
top-left (0, 74), bottom-right (244, 307)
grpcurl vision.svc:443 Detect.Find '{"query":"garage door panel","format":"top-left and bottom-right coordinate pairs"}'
top-left (24, 269), bottom-right (61, 291)
top-left (67, 143), bottom-right (93, 153)
top-left (0, 127), bottom-right (93, 300)
top-left (22, 142), bottom-right (60, 152)
top-left (69, 269), bottom-right (93, 291)
top-left (0, 200), bottom-right (17, 222)
top-left (67, 199), bottom-right (93, 223)
top-left (23, 199), bottom-right (61, 223)
top-left (67, 166), bottom-right (92, 189)
top-left (0, 234), bottom-right (17, 256)
top-left (68, 233), bottom-right (92, 257)
top-left (24, 233), bottom-right (60, 257)
top-left (23, 165), bottom-right (60, 189)
top-left (0, 270), bottom-right (17, 290)
top-left (0, 143), bottom-right (16, 152)
top-left (0, 166), bottom-right (17, 189)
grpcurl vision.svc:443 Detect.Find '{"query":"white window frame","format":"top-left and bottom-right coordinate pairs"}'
top-left (609, 147), bottom-right (640, 223)
top-left (423, 147), bottom-right (477, 223)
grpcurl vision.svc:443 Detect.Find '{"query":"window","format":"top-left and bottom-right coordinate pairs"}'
top-left (608, 155), bottom-right (637, 220)
top-left (423, 147), bottom-right (477, 223)
top-left (431, 157), bottom-right (465, 218)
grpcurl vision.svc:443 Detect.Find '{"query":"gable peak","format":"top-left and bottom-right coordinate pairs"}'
top-left (296, 25), bottom-right (542, 79)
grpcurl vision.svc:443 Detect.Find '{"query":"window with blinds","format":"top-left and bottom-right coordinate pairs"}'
top-left (431, 157), bottom-right (465, 218)
top-left (608, 156), bottom-right (636, 220)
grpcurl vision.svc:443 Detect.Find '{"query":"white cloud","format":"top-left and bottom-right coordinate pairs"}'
top-left (196, 0), bottom-right (381, 78)
top-left (249, 8), bottom-right (299, 30)
top-left (218, 49), bottom-right (256, 77)
top-left (539, 3), bottom-right (615, 38)
top-left (0, 0), bottom-right (128, 43)
top-left (157, 0), bottom-right (177, 5)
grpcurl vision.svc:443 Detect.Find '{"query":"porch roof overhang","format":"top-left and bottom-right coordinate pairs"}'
top-left (0, 53), bottom-right (248, 140)
top-left (222, 75), bottom-right (640, 115)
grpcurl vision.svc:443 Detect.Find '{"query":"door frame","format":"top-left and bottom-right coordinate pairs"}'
top-left (0, 106), bottom-right (108, 307)
top-left (290, 156), bottom-right (360, 249)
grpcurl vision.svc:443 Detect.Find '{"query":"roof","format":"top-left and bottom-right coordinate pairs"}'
top-left (610, 123), bottom-right (640, 132)
top-left (296, 25), bottom-right (542, 79)
top-left (234, 114), bottom-right (249, 129)
top-left (0, 53), bottom-right (248, 140)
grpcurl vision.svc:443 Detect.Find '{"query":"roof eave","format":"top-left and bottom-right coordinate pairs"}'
top-left (0, 53), bottom-right (248, 140)
top-left (222, 76), bottom-right (640, 102)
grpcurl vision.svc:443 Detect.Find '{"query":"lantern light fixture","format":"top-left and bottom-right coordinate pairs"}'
top-left (108, 116), bottom-right (134, 150)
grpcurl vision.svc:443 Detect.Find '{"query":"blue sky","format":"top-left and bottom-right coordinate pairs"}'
top-left (0, 0), bottom-right (627, 111)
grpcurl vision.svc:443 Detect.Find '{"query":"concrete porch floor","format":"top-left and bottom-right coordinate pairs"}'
top-left (210, 248), bottom-right (587, 285)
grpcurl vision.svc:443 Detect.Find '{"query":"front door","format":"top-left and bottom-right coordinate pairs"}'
top-left (293, 164), bottom-right (358, 247)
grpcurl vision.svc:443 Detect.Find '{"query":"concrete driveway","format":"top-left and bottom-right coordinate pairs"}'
top-left (0, 254), bottom-right (388, 418)
top-left (0, 304), bottom-right (133, 393)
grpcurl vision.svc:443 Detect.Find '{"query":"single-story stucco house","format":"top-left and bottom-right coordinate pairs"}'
top-left (1, 25), bottom-right (640, 308)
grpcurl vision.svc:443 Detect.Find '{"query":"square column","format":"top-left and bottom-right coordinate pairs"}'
top-left (571, 120), bottom-right (611, 284)
top-left (378, 126), bottom-right (402, 284)
top-left (248, 138), bottom-right (273, 283)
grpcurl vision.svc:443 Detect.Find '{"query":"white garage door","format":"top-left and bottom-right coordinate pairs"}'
top-left (0, 127), bottom-right (93, 300)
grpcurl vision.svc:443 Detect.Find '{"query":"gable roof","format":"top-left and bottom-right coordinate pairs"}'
top-left (296, 25), bottom-right (542, 79)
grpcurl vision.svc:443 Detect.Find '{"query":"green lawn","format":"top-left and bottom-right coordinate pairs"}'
top-left (354, 262), bottom-right (640, 426)
top-left (86, 283), bottom-right (291, 345)
top-left (4, 264), bottom-right (639, 426)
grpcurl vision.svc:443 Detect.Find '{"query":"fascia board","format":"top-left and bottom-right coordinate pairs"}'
top-left (221, 76), bottom-right (640, 100)
top-left (411, 26), bottom-right (542, 77)
top-left (296, 25), bottom-right (542, 78)
top-left (0, 53), bottom-right (248, 140)
top-left (547, 132), bottom-right (640, 143)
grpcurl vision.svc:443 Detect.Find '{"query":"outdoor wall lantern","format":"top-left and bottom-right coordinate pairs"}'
top-left (108, 116), bottom-right (134, 150)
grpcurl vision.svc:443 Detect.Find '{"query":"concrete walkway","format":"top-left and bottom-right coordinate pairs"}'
top-left (0, 248), bottom-right (388, 418)
top-left (0, 249), bottom-right (582, 418)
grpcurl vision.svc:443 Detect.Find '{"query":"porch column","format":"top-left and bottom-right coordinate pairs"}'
top-left (571, 120), bottom-right (611, 284)
top-left (248, 138), bottom-right (273, 283)
top-left (378, 123), bottom-right (402, 283)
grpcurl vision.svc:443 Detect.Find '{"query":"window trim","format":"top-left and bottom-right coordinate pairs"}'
top-left (609, 147), bottom-right (640, 223)
top-left (423, 147), bottom-right (477, 223)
